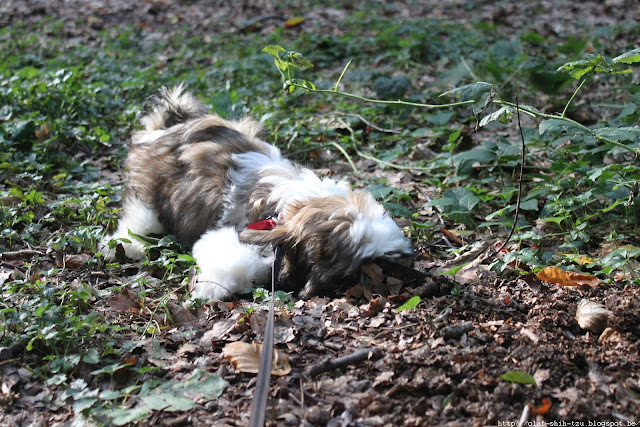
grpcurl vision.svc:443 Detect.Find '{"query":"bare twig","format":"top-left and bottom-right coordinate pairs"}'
top-left (491, 95), bottom-right (526, 257)
top-left (1, 261), bottom-right (27, 274)
top-left (237, 15), bottom-right (285, 33)
top-left (0, 249), bottom-right (44, 260)
top-left (334, 112), bottom-right (402, 134)
top-left (307, 347), bottom-right (383, 376)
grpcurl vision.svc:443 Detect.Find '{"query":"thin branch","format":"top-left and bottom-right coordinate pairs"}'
top-left (494, 99), bottom-right (640, 156)
top-left (492, 95), bottom-right (526, 257)
top-left (0, 249), bottom-right (44, 260)
top-left (459, 56), bottom-right (481, 82)
top-left (1, 261), bottom-right (27, 274)
top-left (561, 73), bottom-right (590, 118)
top-left (333, 59), bottom-right (352, 92)
top-left (306, 347), bottom-right (383, 376)
top-left (329, 141), bottom-right (359, 173)
top-left (334, 117), bottom-right (428, 172)
top-left (334, 112), bottom-right (402, 134)
top-left (287, 81), bottom-right (476, 109)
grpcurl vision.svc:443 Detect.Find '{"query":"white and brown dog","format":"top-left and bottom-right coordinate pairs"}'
top-left (101, 85), bottom-right (412, 300)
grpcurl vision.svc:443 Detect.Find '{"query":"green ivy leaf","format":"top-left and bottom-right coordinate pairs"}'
top-left (382, 202), bottom-right (412, 219)
top-left (262, 45), bottom-right (286, 57)
top-left (593, 126), bottom-right (640, 142)
top-left (479, 106), bottom-right (513, 127)
top-left (440, 82), bottom-right (493, 102)
top-left (83, 348), bottom-right (100, 364)
top-left (499, 370), bottom-right (537, 385)
top-left (538, 118), bottom-right (584, 136)
top-left (519, 199), bottom-right (539, 211)
top-left (140, 393), bottom-right (195, 411)
top-left (439, 262), bottom-right (471, 277)
top-left (612, 48), bottom-right (640, 64)
top-left (278, 50), bottom-right (313, 69)
top-left (127, 229), bottom-right (160, 245)
top-left (557, 59), bottom-right (595, 79)
top-left (396, 296), bottom-right (421, 312)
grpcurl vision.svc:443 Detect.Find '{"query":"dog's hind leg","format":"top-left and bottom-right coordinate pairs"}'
top-left (191, 227), bottom-right (273, 301)
top-left (99, 195), bottom-right (166, 261)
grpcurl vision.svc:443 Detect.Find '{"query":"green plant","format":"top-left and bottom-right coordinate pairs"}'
top-left (1, 278), bottom-right (120, 379)
top-left (263, 44), bottom-right (640, 283)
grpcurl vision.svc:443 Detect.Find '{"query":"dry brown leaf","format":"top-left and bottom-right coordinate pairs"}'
top-left (346, 283), bottom-right (365, 300)
top-left (166, 301), bottom-right (198, 325)
top-left (439, 228), bottom-right (464, 246)
top-left (106, 289), bottom-right (141, 313)
top-left (201, 319), bottom-right (236, 345)
top-left (222, 342), bottom-right (291, 376)
top-left (284, 16), bottom-right (305, 29)
top-left (529, 398), bottom-right (552, 415)
top-left (62, 253), bottom-right (91, 269)
top-left (362, 297), bottom-right (386, 317)
top-left (35, 122), bottom-right (50, 143)
top-left (361, 263), bottom-right (384, 283)
top-left (535, 266), bottom-right (601, 287)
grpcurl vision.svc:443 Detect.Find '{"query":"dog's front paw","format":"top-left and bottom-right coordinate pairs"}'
top-left (192, 228), bottom-right (273, 301)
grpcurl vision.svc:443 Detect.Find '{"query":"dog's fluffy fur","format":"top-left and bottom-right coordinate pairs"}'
top-left (101, 85), bottom-right (412, 300)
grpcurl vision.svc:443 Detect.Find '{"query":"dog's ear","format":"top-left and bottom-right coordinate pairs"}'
top-left (239, 226), bottom-right (289, 246)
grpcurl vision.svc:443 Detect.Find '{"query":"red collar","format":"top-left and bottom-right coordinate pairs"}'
top-left (246, 217), bottom-right (278, 230)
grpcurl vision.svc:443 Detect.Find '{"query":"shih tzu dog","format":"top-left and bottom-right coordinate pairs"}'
top-left (101, 85), bottom-right (412, 300)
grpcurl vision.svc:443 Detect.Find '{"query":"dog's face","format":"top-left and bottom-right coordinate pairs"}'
top-left (241, 190), bottom-right (412, 297)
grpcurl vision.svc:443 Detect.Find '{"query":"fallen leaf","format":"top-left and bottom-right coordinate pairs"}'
top-left (361, 263), bottom-right (384, 283)
top-left (396, 295), bottom-right (420, 312)
top-left (62, 253), bottom-right (91, 269)
top-left (529, 398), bottom-right (551, 415)
top-left (284, 16), bottom-right (305, 29)
top-left (176, 343), bottom-right (199, 357)
top-left (187, 265), bottom-right (197, 294)
top-left (362, 297), bottom-right (386, 317)
top-left (201, 319), bottom-right (236, 345)
top-left (346, 284), bottom-right (364, 300)
top-left (35, 122), bottom-right (50, 143)
top-left (499, 370), bottom-right (537, 386)
top-left (561, 253), bottom-right (597, 265)
top-left (106, 289), bottom-right (141, 313)
top-left (373, 371), bottom-right (395, 387)
top-left (166, 301), bottom-right (198, 325)
top-left (535, 266), bottom-right (601, 286)
top-left (112, 355), bottom-right (138, 381)
top-left (439, 228), bottom-right (465, 245)
top-left (222, 342), bottom-right (291, 376)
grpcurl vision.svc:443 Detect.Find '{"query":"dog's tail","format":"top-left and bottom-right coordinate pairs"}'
top-left (140, 84), bottom-right (208, 131)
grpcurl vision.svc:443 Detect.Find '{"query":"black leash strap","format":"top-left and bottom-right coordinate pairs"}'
top-left (249, 244), bottom-right (283, 427)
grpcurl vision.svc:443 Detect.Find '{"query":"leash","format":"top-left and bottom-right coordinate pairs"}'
top-left (248, 243), bottom-right (283, 427)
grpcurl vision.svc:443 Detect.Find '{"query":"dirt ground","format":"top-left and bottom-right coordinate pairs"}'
top-left (1, 1), bottom-right (639, 426)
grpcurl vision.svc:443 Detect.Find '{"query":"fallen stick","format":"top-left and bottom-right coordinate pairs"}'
top-left (0, 249), bottom-right (44, 260)
top-left (307, 347), bottom-right (383, 377)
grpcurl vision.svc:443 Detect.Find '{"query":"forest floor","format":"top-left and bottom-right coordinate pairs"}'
top-left (1, 0), bottom-right (639, 426)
